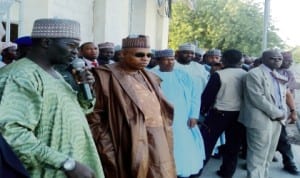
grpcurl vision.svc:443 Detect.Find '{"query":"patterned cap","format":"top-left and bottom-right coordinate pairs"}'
top-left (178, 43), bottom-right (195, 52)
top-left (98, 42), bottom-right (114, 49)
top-left (0, 42), bottom-right (17, 53)
top-left (31, 18), bottom-right (81, 40)
top-left (122, 34), bottom-right (150, 49)
top-left (281, 51), bottom-right (293, 61)
top-left (206, 49), bottom-right (222, 56)
top-left (195, 47), bottom-right (204, 55)
top-left (155, 49), bottom-right (174, 58)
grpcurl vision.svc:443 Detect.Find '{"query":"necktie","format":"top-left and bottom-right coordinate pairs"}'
top-left (270, 71), bottom-right (285, 109)
top-left (270, 71), bottom-right (288, 84)
top-left (91, 60), bottom-right (98, 67)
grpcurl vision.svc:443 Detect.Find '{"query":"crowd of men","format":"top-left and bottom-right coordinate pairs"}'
top-left (0, 18), bottom-right (299, 178)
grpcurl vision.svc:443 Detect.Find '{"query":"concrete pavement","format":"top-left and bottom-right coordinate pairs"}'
top-left (201, 138), bottom-right (300, 178)
top-left (199, 64), bottom-right (300, 178)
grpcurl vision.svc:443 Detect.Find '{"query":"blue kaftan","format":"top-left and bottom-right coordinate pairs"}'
top-left (174, 61), bottom-right (209, 115)
top-left (151, 68), bottom-right (205, 177)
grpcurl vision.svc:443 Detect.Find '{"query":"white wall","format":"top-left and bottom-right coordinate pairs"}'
top-left (9, 0), bottom-right (94, 42)
top-left (93, 0), bottom-right (130, 45)
top-left (9, 0), bottom-right (49, 37)
top-left (7, 0), bottom-right (170, 48)
top-left (50, 0), bottom-right (94, 42)
top-left (155, 13), bottom-right (169, 49)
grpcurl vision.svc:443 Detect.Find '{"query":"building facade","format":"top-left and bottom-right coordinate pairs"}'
top-left (1, 0), bottom-right (170, 48)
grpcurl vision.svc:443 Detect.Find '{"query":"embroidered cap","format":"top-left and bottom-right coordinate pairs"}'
top-left (195, 47), bottom-right (204, 55)
top-left (206, 49), bottom-right (222, 56)
top-left (122, 34), bottom-right (150, 49)
top-left (178, 43), bottom-right (195, 52)
top-left (155, 49), bottom-right (174, 58)
top-left (98, 42), bottom-right (114, 49)
top-left (31, 18), bottom-right (81, 40)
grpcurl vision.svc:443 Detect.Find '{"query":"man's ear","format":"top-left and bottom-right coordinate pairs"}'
top-left (40, 38), bottom-right (51, 49)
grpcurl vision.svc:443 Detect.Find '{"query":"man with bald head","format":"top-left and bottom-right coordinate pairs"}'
top-left (239, 49), bottom-right (288, 178)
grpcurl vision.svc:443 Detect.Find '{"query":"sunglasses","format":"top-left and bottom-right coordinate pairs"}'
top-left (269, 57), bottom-right (282, 61)
top-left (134, 52), bottom-right (152, 58)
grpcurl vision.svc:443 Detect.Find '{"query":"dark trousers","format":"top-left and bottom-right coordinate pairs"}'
top-left (276, 125), bottom-right (296, 167)
top-left (0, 134), bottom-right (29, 178)
top-left (200, 109), bottom-right (245, 177)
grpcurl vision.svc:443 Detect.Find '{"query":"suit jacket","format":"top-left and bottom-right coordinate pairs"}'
top-left (238, 65), bottom-right (287, 129)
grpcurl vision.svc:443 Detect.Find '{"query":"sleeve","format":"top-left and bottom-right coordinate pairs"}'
top-left (245, 72), bottom-right (284, 119)
top-left (86, 71), bottom-right (118, 175)
top-left (175, 70), bottom-right (200, 119)
top-left (188, 67), bottom-right (210, 119)
top-left (186, 76), bottom-right (201, 119)
top-left (287, 71), bottom-right (300, 90)
top-left (76, 68), bottom-right (96, 113)
top-left (200, 72), bottom-right (221, 115)
top-left (0, 76), bottom-right (68, 169)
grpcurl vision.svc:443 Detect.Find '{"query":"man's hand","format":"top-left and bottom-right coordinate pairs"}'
top-left (83, 69), bottom-right (95, 87)
top-left (65, 161), bottom-right (95, 178)
top-left (287, 111), bottom-right (297, 124)
top-left (72, 67), bottom-right (95, 86)
top-left (275, 110), bottom-right (286, 121)
top-left (187, 118), bottom-right (198, 128)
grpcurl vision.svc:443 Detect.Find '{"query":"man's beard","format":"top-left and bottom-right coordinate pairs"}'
top-left (178, 57), bottom-right (191, 64)
top-left (97, 56), bottom-right (111, 61)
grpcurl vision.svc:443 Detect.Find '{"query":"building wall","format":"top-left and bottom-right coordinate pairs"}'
top-left (94, 0), bottom-right (130, 45)
top-left (7, 0), bottom-right (169, 48)
top-left (10, 0), bottom-right (49, 36)
top-left (50, 0), bottom-right (95, 41)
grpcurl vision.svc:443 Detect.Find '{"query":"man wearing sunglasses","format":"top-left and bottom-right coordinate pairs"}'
top-left (87, 35), bottom-right (176, 178)
top-left (239, 49), bottom-right (288, 178)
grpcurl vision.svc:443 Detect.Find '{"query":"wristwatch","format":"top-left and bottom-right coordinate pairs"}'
top-left (62, 158), bottom-right (76, 171)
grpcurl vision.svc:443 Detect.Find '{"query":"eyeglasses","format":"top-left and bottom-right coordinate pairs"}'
top-left (134, 52), bottom-right (152, 58)
top-left (269, 57), bottom-right (282, 61)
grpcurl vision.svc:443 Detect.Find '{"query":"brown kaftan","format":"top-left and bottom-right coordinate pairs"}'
top-left (87, 63), bottom-right (176, 178)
